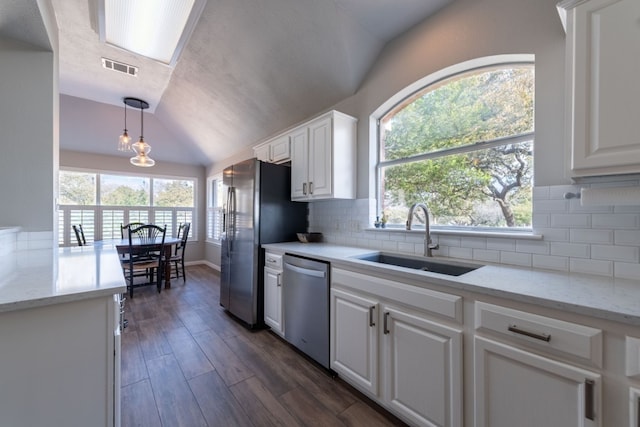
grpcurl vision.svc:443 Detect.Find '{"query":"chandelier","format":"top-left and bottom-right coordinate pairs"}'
top-left (119, 97), bottom-right (155, 167)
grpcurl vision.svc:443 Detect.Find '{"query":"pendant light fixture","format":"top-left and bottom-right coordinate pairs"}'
top-left (123, 97), bottom-right (155, 167)
top-left (117, 99), bottom-right (131, 151)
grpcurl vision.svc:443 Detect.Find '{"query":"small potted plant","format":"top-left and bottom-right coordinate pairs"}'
top-left (380, 213), bottom-right (387, 228)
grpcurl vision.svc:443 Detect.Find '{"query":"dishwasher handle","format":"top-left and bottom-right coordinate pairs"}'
top-left (284, 262), bottom-right (326, 278)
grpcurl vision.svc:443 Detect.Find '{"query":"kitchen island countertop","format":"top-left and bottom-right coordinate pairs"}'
top-left (0, 245), bottom-right (126, 313)
top-left (263, 242), bottom-right (640, 326)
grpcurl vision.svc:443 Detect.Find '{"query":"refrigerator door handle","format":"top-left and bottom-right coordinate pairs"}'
top-left (229, 187), bottom-right (237, 252)
top-left (222, 187), bottom-right (231, 233)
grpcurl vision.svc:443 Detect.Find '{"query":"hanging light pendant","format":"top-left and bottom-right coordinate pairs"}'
top-left (118, 100), bottom-right (131, 151)
top-left (124, 97), bottom-right (155, 167)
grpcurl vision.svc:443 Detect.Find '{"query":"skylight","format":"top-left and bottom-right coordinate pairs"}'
top-left (98, 0), bottom-right (207, 66)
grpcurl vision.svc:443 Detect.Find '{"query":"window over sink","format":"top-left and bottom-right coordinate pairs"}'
top-left (376, 56), bottom-right (534, 232)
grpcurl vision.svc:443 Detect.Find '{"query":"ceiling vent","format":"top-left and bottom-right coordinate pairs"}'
top-left (101, 57), bottom-right (138, 77)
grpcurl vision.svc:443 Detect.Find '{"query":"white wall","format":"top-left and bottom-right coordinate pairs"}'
top-left (60, 150), bottom-right (207, 263)
top-left (0, 36), bottom-right (57, 232)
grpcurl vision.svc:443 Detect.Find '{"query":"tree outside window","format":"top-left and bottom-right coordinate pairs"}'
top-left (379, 64), bottom-right (534, 229)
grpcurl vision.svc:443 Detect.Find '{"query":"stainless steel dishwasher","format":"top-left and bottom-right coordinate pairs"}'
top-left (282, 254), bottom-right (330, 369)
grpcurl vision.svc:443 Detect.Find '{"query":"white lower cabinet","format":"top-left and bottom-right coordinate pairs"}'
top-left (382, 305), bottom-right (462, 427)
top-left (331, 287), bottom-right (379, 395)
top-left (263, 251), bottom-right (284, 336)
top-left (330, 269), bottom-right (463, 427)
top-left (0, 295), bottom-right (120, 427)
top-left (474, 336), bottom-right (601, 427)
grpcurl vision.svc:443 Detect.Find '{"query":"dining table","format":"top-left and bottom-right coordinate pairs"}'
top-left (97, 237), bottom-right (182, 289)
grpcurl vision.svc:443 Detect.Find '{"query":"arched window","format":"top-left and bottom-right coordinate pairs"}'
top-left (377, 60), bottom-right (534, 230)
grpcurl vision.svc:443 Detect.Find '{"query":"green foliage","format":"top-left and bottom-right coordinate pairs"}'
top-left (101, 185), bottom-right (149, 206)
top-left (59, 172), bottom-right (96, 205)
top-left (154, 180), bottom-right (194, 207)
top-left (380, 66), bottom-right (534, 227)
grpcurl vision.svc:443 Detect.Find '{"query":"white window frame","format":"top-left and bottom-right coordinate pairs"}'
top-left (372, 54), bottom-right (536, 235)
top-left (58, 168), bottom-right (197, 246)
top-left (206, 174), bottom-right (224, 244)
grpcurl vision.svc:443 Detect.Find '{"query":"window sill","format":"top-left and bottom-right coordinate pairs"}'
top-left (206, 240), bottom-right (222, 246)
top-left (364, 227), bottom-right (543, 240)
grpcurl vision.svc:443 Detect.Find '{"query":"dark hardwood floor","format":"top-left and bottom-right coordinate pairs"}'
top-left (121, 264), bottom-right (406, 427)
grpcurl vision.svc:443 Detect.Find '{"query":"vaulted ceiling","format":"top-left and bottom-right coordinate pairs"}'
top-left (1, 0), bottom-right (452, 166)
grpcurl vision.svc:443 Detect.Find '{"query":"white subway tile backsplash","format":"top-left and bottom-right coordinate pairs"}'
top-left (550, 242), bottom-right (590, 258)
top-left (568, 199), bottom-right (613, 213)
top-left (534, 228), bottom-right (569, 242)
top-left (592, 214), bottom-right (640, 229)
top-left (532, 254), bottom-right (569, 272)
top-left (590, 245), bottom-right (639, 262)
top-left (438, 236), bottom-right (461, 247)
top-left (398, 242), bottom-right (416, 254)
top-left (309, 182), bottom-right (640, 281)
top-left (532, 213), bottom-right (550, 228)
top-left (535, 199), bottom-right (569, 213)
top-left (614, 262), bottom-right (640, 280)
top-left (473, 249), bottom-right (500, 263)
top-left (500, 251), bottom-right (532, 267)
top-left (550, 214), bottom-right (590, 228)
top-left (614, 230), bottom-right (640, 246)
top-left (449, 246), bottom-right (473, 260)
top-left (516, 240), bottom-right (549, 254)
top-left (486, 238), bottom-right (515, 251)
top-left (381, 240), bottom-right (399, 252)
top-left (615, 205), bottom-right (640, 213)
top-left (570, 229), bottom-right (614, 244)
top-left (570, 258), bottom-right (613, 277)
top-left (548, 185), bottom-right (579, 200)
top-left (461, 237), bottom-right (487, 249)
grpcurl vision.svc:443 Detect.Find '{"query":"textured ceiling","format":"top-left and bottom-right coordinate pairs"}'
top-left (2, 0), bottom-right (452, 166)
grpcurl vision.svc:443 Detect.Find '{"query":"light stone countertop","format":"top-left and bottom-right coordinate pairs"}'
top-left (263, 242), bottom-right (640, 326)
top-left (0, 245), bottom-right (126, 313)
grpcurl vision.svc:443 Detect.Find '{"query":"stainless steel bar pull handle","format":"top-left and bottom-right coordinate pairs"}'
top-left (383, 312), bottom-right (390, 334)
top-left (507, 324), bottom-right (551, 342)
top-left (309, 181), bottom-right (313, 194)
top-left (303, 182), bottom-right (307, 195)
top-left (276, 273), bottom-right (281, 287)
top-left (584, 379), bottom-right (595, 420)
top-left (369, 306), bottom-right (375, 327)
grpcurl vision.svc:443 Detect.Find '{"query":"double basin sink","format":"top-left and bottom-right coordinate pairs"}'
top-left (352, 252), bottom-right (483, 276)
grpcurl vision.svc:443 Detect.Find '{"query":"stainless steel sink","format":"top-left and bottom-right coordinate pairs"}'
top-left (352, 253), bottom-right (482, 276)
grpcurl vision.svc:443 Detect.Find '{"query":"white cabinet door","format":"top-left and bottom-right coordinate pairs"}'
top-left (264, 266), bottom-right (283, 336)
top-left (270, 135), bottom-right (290, 163)
top-left (563, 0), bottom-right (640, 176)
top-left (331, 287), bottom-right (379, 396)
top-left (254, 144), bottom-right (270, 162)
top-left (382, 305), bottom-right (462, 427)
top-left (307, 116), bottom-right (332, 198)
top-left (290, 127), bottom-right (308, 199)
top-left (474, 336), bottom-right (601, 427)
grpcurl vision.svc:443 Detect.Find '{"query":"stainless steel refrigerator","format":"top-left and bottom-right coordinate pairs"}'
top-left (220, 158), bottom-right (308, 328)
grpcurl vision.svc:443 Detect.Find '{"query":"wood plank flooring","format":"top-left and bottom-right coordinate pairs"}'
top-left (121, 264), bottom-right (407, 427)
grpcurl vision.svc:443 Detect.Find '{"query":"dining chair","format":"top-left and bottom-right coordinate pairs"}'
top-left (72, 224), bottom-right (86, 246)
top-left (120, 222), bottom-right (145, 239)
top-left (169, 222), bottom-right (190, 281)
top-left (121, 224), bottom-right (166, 298)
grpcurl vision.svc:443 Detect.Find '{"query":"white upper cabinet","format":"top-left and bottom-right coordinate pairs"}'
top-left (290, 110), bottom-right (357, 201)
top-left (253, 134), bottom-right (291, 164)
top-left (559, 0), bottom-right (640, 177)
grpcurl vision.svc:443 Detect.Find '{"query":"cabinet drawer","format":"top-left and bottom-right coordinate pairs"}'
top-left (475, 302), bottom-right (602, 367)
top-left (265, 252), bottom-right (283, 270)
top-left (333, 268), bottom-right (462, 323)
